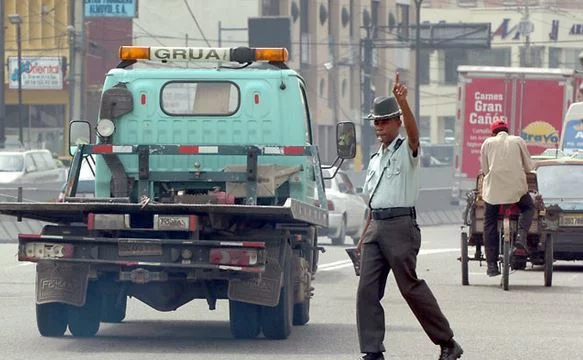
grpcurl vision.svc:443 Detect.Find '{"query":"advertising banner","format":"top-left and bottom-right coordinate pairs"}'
top-left (8, 57), bottom-right (64, 90)
top-left (516, 79), bottom-right (564, 156)
top-left (461, 77), bottom-right (511, 178)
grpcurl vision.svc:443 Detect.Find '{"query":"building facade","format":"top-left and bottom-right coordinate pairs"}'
top-left (134, 0), bottom-right (416, 169)
top-left (1, 0), bottom-right (132, 156)
top-left (419, 0), bottom-right (582, 144)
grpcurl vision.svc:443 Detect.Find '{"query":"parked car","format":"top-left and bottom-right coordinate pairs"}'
top-left (531, 148), bottom-right (567, 162)
top-left (0, 149), bottom-right (67, 185)
top-left (536, 159), bottom-right (583, 261)
top-left (57, 155), bottom-right (95, 201)
top-left (320, 167), bottom-right (368, 245)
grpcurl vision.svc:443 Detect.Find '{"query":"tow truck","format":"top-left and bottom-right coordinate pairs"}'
top-left (0, 45), bottom-right (356, 340)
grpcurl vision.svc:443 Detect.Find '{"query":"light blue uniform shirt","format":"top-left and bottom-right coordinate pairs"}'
top-left (364, 135), bottom-right (420, 209)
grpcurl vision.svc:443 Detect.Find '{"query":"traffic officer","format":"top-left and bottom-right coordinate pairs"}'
top-left (355, 73), bottom-right (463, 360)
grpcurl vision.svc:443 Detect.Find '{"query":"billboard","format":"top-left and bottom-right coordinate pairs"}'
top-left (85, 0), bottom-right (137, 18)
top-left (515, 78), bottom-right (564, 155)
top-left (8, 57), bottom-right (65, 90)
top-left (461, 77), bottom-right (511, 178)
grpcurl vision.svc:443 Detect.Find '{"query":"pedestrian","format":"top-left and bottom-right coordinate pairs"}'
top-left (479, 119), bottom-right (535, 277)
top-left (355, 73), bottom-right (463, 360)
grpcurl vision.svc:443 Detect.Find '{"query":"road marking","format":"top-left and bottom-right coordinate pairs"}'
top-left (319, 248), bottom-right (460, 272)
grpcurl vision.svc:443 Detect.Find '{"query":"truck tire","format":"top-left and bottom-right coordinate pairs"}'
top-left (261, 246), bottom-right (293, 339)
top-left (36, 302), bottom-right (68, 337)
top-left (293, 299), bottom-right (310, 326)
top-left (229, 300), bottom-right (261, 339)
top-left (68, 283), bottom-right (101, 337)
top-left (331, 217), bottom-right (346, 246)
top-left (101, 294), bottom-right (127, 323)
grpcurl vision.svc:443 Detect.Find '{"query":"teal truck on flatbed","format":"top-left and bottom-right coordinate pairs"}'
top-left (0, 46), bottom-right (356, 340)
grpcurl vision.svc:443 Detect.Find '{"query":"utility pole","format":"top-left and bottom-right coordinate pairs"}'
top-left (361, 26), bottom-right (374, 169)
top-left (69, 0), bottom-right (85, 124)
top-left (521, 0), bottom-right (533, 67)
top-left (414, 0), bottom-right (423, 122)
top-left (14, 18), bottom-right (23, 146)
top-left (0, 0), bottom-right (6, 148)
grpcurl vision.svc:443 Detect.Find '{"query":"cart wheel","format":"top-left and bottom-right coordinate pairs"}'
top-left (502, 240), bottom-right (510, 291)
top-left (461, 232), bottom-right (469, 286)
top-left (544, 234), bottom-right (553, 287)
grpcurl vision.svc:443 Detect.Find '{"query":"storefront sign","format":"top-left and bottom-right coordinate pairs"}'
top-left (84, 0), bottom-right (137, 18)
top-left (8, 57), bottom-right (64, 90)
top-left (492, 18), bottom-right (521, 40)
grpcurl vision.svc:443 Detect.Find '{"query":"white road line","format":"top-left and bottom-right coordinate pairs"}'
top-left (319, 248), bottom-right (460, 272)
top-left (318, 259), bottom-right (351, 269)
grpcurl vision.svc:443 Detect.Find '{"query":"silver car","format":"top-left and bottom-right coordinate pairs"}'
top-left (322, 168), bottom-right (368, 245)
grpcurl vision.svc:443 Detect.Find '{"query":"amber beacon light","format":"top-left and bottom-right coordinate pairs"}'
top-left (119, 46), bottom-right (288, 63)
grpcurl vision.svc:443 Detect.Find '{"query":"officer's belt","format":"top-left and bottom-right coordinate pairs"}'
top-left (371, 207), bottom-right (416, 220)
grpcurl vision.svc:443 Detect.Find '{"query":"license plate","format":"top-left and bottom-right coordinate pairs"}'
top-left (559, 213), bottom-right (583, 227)
top-left (118, 240), bottom-right (162, 256)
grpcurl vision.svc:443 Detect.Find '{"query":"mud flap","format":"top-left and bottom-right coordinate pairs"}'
top-left (228, 242), bottom-right (286, 307)
top-left (36, 262), bottom-right (90, 307)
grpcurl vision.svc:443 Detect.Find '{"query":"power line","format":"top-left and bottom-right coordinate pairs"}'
top-left (183, 0), bottom-right (211, 47)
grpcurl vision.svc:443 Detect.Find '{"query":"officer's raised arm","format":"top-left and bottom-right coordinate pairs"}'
top-left (392, 72), bottom-right (420, 155)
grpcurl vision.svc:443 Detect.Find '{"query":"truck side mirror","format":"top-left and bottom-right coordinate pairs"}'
top-left (336, 121), bottom-right (356, 159)
top-left (69, 121), bottom-right (91, 156)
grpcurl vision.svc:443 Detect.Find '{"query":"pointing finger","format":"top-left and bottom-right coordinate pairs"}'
top-left (395, 72), bottom-right (400, 85)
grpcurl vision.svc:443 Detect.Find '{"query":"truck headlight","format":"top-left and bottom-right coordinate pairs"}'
top-left (97, 118), bottom-right (115, 137)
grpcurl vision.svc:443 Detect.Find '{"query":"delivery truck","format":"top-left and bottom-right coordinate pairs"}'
top-left (452, 66), bottom-right (583, 205)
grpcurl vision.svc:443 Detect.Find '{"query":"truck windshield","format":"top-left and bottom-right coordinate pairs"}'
top-left (161, 81), bottom-right (240, 116)
top-left (537, 164), bottom-right (583, 199)
top-left (0, 154), bottom-right (24, 172)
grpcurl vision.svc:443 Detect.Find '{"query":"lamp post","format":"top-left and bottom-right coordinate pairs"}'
top-left (414, 0), bottom-right (423, 122)
top-left (8, 14), bottom-right (24, 147)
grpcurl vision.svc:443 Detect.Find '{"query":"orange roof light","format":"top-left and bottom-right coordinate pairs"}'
top-left (120, 46), bottom-right (150, 61)
top-left (254, 48), bottom-right (289, 62)
top-left (118, 46), bottom-right (289, 63)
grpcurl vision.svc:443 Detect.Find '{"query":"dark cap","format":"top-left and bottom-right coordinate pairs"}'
top-left (366, 96), bottom-right (402, 120)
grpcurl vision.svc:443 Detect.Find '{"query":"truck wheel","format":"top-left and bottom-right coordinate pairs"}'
top-left (229, 300), bottom-right (261, 339)
top-left (68, 283), bottom-right (101, 337)
top-left (261, 247), bottom-right (293, 339)
top-left (101, 294), bottom-right (127, 323)
top-left (293, 298), bottom-right (310, 326)
top-left (36, 302), bottom-right (68, 337)
top-left (331, 217), bottom-right (346, 246)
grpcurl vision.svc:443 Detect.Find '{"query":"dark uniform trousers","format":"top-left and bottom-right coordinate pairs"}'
top-left (356, 215), bottom-right (454, 353)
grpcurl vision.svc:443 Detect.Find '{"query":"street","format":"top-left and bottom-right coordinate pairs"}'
top-left (1, 225), bottom-right (582, 360)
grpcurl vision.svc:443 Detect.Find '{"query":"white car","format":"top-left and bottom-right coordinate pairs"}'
top-left (321, 167), bottom-right (368, 245)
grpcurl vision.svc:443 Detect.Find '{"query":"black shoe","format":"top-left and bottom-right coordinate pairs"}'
top-left (487, 262), bottom-right (500, 277)
top-left (439, 340), bottom-right (463, 360)
top-left (360, 353), bottom-right (384, 360)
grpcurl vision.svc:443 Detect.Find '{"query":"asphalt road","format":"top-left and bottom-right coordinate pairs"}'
top-left (1, 225), bottom-right (582, 360)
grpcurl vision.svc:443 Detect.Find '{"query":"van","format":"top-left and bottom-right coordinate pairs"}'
top-left (559, 102), bottom-right (583, 155)
top-left (0, 149), bottom-right (67, 185)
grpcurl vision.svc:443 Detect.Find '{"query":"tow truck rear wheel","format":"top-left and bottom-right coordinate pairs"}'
top-left (261, 246), bottom-right (293, 339)
top-left (36, 302), bottom-right (68, 337)
top-left (68, 283), bottom-right (101, 337)
top-left (229, 300), bottom-right (261, 339)
top-left (101, 294), bottom-right (127, 323)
